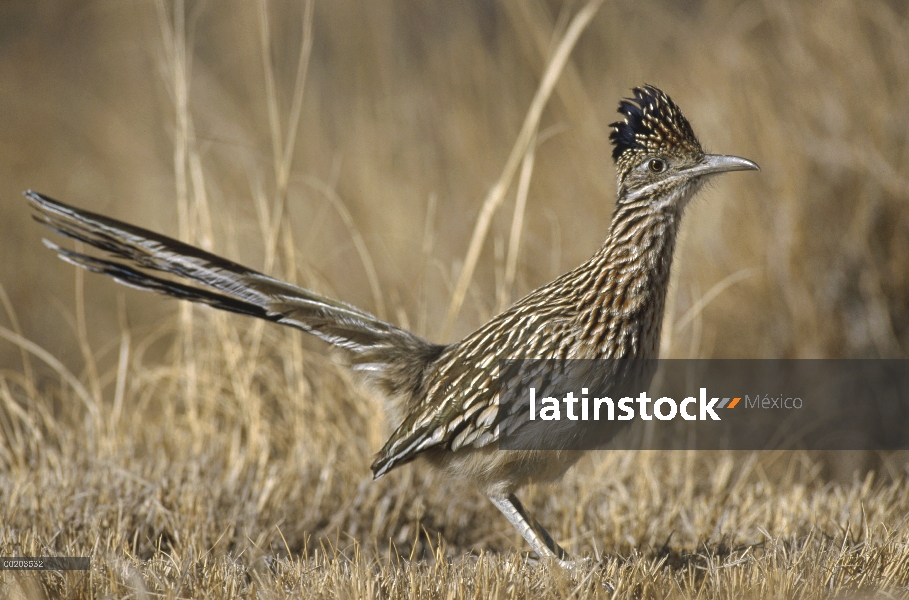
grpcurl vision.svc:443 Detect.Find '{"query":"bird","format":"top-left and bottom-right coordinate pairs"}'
top-left (26, 85), bottom-right (758, 567)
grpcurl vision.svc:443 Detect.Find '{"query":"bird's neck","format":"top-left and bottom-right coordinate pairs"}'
top-left (574, 199), bottom-right (684, 359)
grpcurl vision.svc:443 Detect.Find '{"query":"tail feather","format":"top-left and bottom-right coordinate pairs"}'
top-left (27, 190), bottom-right (445, 395)
top-left (46, 239), bottom-right (275, 321)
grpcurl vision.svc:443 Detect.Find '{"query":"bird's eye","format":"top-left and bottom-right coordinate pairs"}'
top-left (648, 158), bottom-right (666, 173)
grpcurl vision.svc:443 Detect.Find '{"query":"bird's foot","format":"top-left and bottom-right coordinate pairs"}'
top-left (557, 556), bottom-right (591, 570)
top-left (556, 556), bottom-right (615, 593)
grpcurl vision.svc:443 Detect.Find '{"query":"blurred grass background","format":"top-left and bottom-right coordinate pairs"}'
top-left (1, 0), bottom-right (909, 597)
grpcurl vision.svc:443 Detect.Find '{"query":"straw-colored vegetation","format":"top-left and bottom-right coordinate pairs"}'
top-left (1, 1), bottom-right (908, 597)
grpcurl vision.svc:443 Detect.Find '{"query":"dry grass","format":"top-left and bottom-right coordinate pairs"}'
top-left (1, 0), bottom-right (909, 597)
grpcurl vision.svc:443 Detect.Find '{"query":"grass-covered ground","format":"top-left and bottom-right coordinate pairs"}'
top-left (2, 324), bottom-right (909, 598)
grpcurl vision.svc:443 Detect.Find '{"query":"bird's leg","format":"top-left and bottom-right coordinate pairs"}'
top-left (488, 493), bottom-right (569, 563)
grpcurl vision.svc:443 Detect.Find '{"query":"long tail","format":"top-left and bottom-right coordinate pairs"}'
top-left (26, 191), bottom-right (446, 396)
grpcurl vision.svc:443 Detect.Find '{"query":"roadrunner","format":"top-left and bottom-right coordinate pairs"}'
top-left (27, 85), bottom-right (758, 566)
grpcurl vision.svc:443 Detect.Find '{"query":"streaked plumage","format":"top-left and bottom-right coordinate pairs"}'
top-left (27, 84), bottom-right (758, 565)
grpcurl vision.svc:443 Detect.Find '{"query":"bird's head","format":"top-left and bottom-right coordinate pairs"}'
top-left (609, 85), bottom-right (758, 208)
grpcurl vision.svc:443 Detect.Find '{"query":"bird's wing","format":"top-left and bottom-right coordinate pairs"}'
top-left (371, 293), bottom-right (579, 477)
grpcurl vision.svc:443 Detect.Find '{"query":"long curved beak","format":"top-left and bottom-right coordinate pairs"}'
top-left (686, 154), bottom-right (760, 177)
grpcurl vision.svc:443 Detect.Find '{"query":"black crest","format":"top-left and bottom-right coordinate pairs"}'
top-left (609, 85), bottom-right (702, 164)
